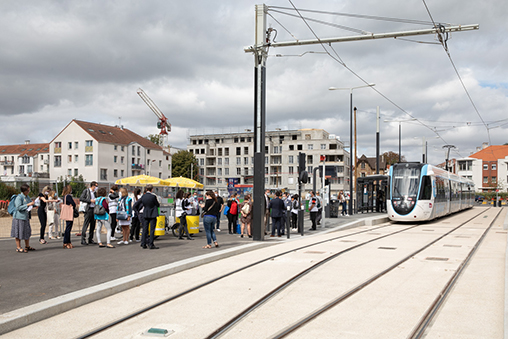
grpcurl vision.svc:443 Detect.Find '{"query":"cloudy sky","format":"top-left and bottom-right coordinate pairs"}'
top-left (1, 0), bottom-right (507, 165)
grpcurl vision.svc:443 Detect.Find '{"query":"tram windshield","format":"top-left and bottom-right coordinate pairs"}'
top-left (391, 163), bottom-right (422, 215)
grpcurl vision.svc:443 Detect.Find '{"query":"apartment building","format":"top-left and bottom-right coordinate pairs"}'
top-left (0, 141), bottom-right (50, 181)
top-left (49, 120), bottom-right (171, 184)
top-left (188, 128), bottom-right (350, 194)
top-left (457, 144), bottom-right (508, 192)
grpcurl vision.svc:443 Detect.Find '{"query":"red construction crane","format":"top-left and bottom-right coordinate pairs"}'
top-left (137, 88), bottom-right (171, 136)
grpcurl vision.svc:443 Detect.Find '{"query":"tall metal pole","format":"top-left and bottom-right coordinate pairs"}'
top-left (398, 122), bottom-right (401, 163)
top-left (349, 91), bottom-right (353, 216)
top-left (376, 106), bottom-right (380, 174)
top-left (252, 4), bottom-right (268, 241)
top-left (354, 106), bottom-right (358, 202)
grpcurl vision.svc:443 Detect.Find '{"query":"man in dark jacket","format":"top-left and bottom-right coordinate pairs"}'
top-left (79, 181), bottom-right (98, 245)
top-left (268, 191), bottom-right (285, 237)
top-left (135, 185), bottom-right (160, 249)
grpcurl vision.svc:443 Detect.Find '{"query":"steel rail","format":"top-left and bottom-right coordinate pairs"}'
top-left (76, 223), bottom-right (393, 338)
top-left (269, 208), bottom-right (492, 339)
top-left (408, 208), bottom-right (502, 338)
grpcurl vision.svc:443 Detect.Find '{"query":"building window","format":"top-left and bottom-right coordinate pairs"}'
top-left (308, 144), bottom-right (313, 150)
top-left (225, 168), bottom-right (229, 175)
top-left (68, 142), bottom-right (72, 150)
top-left (244, 168), bottom-right (249, 176)
top-left (361, 163), bottom-right (366, 169)
top-left (265, 167), bottom-right (268, 174)
top-left (159, 160), bottom-right (162, 167)
top-left (74, 155), bottom-right (78, 163)
top-left (200, 158), bottom-right (204, 166)
top-left (218, 148), bottom-right (223, 156)
top-left (121, 146), bottom-right (124, 152)
top-left (68, 155), bottom-right (72, 163)
top-left (289, 155), bottom-right (294, 164)
top-left (307, 155), bottom-right (313, 164)
top-left (289, 145), bottom-right (294, 151)
top-left (54, 142), bottom-right (62, 153)
top-left (200, 149), bottom-right (205, 154)
top-left (68, 169), bottom-right (72, 176)
top-left (137, 146), bottom-right (140, 156)
top-left (114, 169), bottom-right (118, 177)
top-left (218, 168), bottom-right (222, 176)
top-left (483, 164), bottom-right (488, 170)
top-left (307, 166), bottom-right (313, 173)
top-left (237, 168), bottom-right (241, 175)
top-left (85, 155), bottom-right (93, 166)
top-left (244, 146), bottom-right (249, 154)
top-left (132, 146), bottom-right (136, 155)
top-left (225, 158), bottom-right (229, 165)
top-left (289, 166), bottom-right (294, 174)
top-left (273, 146), bottom-right (279, 154)
top-left (492, 164), bottom-right (497, 170)
top-left (492, 176), bottom-right (497, 184)
top-left (114, 156), bottom-right (117, 163)
top-left (147, 149), bottom-right (150, 155)
top-left (121, 170), bottom-right (124, 177)
top-left (114, 145), bottom-right (118, 151)
top-left (121, 156), bottom-right (124, 164)
top-left (483, 177), bottom-right (488, 183)
top-left (244, 157), bottom-right (248, 165)
top-left (236, 147), bottom-right (241, 155)
top-left (225, 148), bottom-right (229, 156)
top-left (74, 169), bottom-right (78, 176)
top-left (100, 169), bottom-right (107, 181)
top-left (321, 144), bottom-right (326, 149)
top-left (85, 140), bottom-right (93, 152)
top-left (218, 158), bottom-right (222, 165)
top-left (74, 142), bottom-right (78, 149)
top-left (234, 138), bottom-right (239, 143)
top-left (54, 156), bottom-right (62, 167)
top-left (297, 145), bottom-right (303, 150)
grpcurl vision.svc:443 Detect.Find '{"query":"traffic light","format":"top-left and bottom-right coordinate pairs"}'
top-left (299, 152), bottom-right (309, 183)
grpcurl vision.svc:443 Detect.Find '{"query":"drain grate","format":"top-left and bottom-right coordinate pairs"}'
top-left (443, 244), bottom-right (462, 248)
top-left (378, 247), bottom-right (397, 250)
top-left (425, 257), bottom-right (449, 261)
top-left (304, 250), bottom-right (326, 254)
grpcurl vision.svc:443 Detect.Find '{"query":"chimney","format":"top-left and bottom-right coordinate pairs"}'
top-left (25, 140), bottom-right (30, 144)
top-left (482, 142), bottom-right (489, 149)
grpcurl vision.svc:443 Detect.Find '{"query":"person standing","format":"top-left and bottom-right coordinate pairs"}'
top-left (80, 181), bottom-right (98, 245)
top-left (108, 185), bottom-right (119, 240)
top-left (214, 191), bottom-right (224, 232)
top-left (139, 184), bottom-right (160, 249)
top-left (61, 185), bottom-right (76, 249)
top-left (94, 187), bottom-right (114, 248)
top-left (263, 189), bottom-right (271, 235)
top-left (291, 194), bottom-right (299, 230)
top-left (47, 190), bottom-right (61, 240)
top-left (37, 186), bottom-right (55, 244)
top-left (175, 189), bottom-right (192, 240)
top-left (239, 194), bottom-right (253, 238)
top-left (281, 192), bottom-right (291, 235)
top-left (309, 191), bottom-right (318, 231)
top-left (339, 191), bottom-right (346, 216)
top-left (11, 184), bottom-right (36, 253)
top-left (226, 193), bottom-right (239, 234)
top-left (269, 191), bottom-right (285, 237)
top-left (116, 188), bottom-right (132, 245)
top-left (200, 190), bottom-right (220, 249)
top-left (316, 192), bottom-right (323, 225)
top-left (129, 188), bottom-right (142, 242)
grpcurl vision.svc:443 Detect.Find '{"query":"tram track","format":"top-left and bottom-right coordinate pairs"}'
top-left (76, 222), bottom-right (399, 339)
top-left (206, 207), bottom-right (495, 339)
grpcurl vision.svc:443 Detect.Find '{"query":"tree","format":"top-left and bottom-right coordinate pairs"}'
top-left (382, 151), bottom-right (406, 166)
top-left (56, 175), bottom-right (87, 197)
top-left (171, 150), bottom-right (198, 180)
top-left (147, 134), bottom-right (164, 146)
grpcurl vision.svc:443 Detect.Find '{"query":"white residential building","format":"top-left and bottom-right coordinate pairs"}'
top-left (49, 120), bottom-right (171, 184)
top-left (0, 141), bottom-right (50, 181)
top-left (188, 128), bottom-right (350, 195)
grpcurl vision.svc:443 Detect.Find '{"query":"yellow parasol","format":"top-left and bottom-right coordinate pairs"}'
top-left (165, 176), bottom-right (204, 189)
top-left (115, 175), bottom-right (173, 187)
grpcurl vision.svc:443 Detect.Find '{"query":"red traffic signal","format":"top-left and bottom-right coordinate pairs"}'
top-left (320, 155), bottom-right (326, 161)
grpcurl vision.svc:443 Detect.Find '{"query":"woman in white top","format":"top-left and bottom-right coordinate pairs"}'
top-left (175, 190), bottom-right (192, 240)
top-left (47, 190), bottom-right (61, 239)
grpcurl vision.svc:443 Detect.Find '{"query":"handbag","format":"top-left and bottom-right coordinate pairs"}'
top-left (73, 207), bottom-right (79, 218)
top-left (117, 212), bottom-right (129, 220)
top-left (60, 195), bottom-right (74, 221)
top-left (116, 197), bottom-right (129, 220)
top-left (78, 201), bottom-right (88, 213)
top-left (223, 205), bottom-right (229, 216)
top-left (94, 197), bottom-right (106, 215)
top-left (201, 201), bottom-right (215, 218)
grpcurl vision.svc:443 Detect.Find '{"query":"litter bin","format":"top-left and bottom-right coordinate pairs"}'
top-left (329, 199), bottom-right (339, 218)
top-left (174, 215), bottom-right (200, 237)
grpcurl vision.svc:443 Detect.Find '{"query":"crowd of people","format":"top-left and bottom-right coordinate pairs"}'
top-left (10, 182), bottom-right (350, 253)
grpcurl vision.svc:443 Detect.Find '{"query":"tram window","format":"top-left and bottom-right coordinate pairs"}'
top-left (419, 176), bottom-right (432, 200)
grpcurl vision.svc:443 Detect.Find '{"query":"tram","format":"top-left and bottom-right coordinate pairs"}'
top-left (387, 162), bottom-right (474, 221)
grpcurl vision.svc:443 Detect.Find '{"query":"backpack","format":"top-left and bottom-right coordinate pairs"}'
top-left (317, 198), bottom-right (322, 209)
top-left (8, 194), bottom-right (18, 216)
top-left (292, 200), bottom-right (299, 210)
top-left (94, 197), bottom-right (106, 215)
top-left (230, 201), bottom-right (237, 215)
top-left (241, 202), bottom-right (250, 215)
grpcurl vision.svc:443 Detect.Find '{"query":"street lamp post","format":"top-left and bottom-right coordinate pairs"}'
top-left (329, 83), bottom-right (375, 216)
top-left (384, 118), bottom-right (417, 162)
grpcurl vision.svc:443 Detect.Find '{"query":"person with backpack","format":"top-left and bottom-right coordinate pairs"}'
top-left (291, 194), bottom-right (300, 230)
top-left (174, 189), bottom-right (192, 240)
top-left (129, 188), bottom-right (142, 242)
top-left (308, 191), bottom-right (319, 231)
top-left (227, 193), bottom-right (239, 234)
top-left (116, 187), bottom-right (132, 245)
top-left (94, 187), bottom-right (114, 248)
top-left (36, 185), bottom-right (57, 244)
top-left (239, 194), bottom-right (253, 238)
top-left (10, 184), bottom-right (36, 253)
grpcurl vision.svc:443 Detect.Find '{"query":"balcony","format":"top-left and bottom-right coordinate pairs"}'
top-left (54, 147), bottom-right (61, 153)
top-left (85, 146), bottom-right (93, 152)
top-left (0, 160), bottom-right (14, 166)
top-left (131, 164), bottom-right (144, 170)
